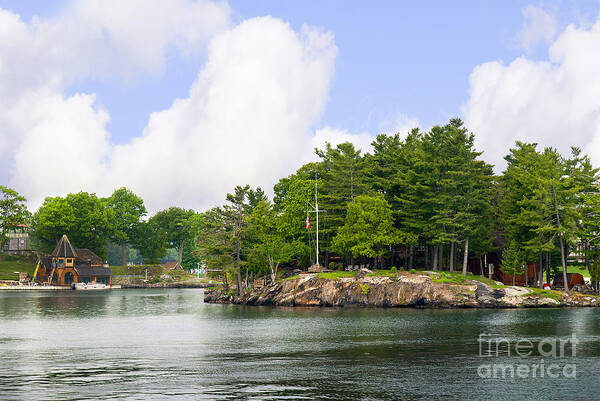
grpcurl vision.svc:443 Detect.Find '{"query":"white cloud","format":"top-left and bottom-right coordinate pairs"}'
top-left (108, 17), bottom-right (337, 211)
top-left (378, 113), bottom-right (420, 138)
top-left (312, 127), bottom-right (375, 154)
top-left (516, 5), bottom-right (557, 50)
top-left (463, 17), bottom-right (600, 171)
top-left (0, 5), bottom-right (337, 212)
top-left (0, 0), bottom-right (231, 200)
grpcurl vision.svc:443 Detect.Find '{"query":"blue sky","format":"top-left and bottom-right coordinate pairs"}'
top-left (4, 0), bottom-right (596, 143)
top-left (2, 1), bottom-right (600, 211)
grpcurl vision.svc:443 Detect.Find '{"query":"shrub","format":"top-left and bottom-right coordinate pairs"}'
top-left (409, 268), bottom-right (417, 274)
top-left (390, 266), bottom-right (397, 273)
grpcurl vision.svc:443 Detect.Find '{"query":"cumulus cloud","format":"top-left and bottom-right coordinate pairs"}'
top-left (312, 127), bottom-right (375, 154)
top-left (108, 18), bottom-right (337, 211)
top-left (463, 16), bottom-right (600, 170)
top-left (0, 2), bottom-right (337, 212)
top-left (516, 5), bottom-right (558, 50)
top-left (0, 0), bottom-right (230, 198)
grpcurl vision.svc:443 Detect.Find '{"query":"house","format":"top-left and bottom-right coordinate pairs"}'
top-left (467, 251), bottom-right (542, 286)
top-left (35, 235), bottom-right (112, 286)
top-left (2, 225), bottom-right (30, 253)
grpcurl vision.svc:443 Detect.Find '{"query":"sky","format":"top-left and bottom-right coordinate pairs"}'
top-left (1, 0), bottom-right (600, 213)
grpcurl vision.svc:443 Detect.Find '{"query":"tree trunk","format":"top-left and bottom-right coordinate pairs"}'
top-left (177, 241), bottom-right (184, 266)
top-left (439, 245), bottom-right (444, 270)
top-left (236, 270), bottom-right (243, 294)
top-left (121, 242), bottom-right (127, 267)
top-left (479, 256), bottom-right (483, 276)
top-left (449, 242), bottom-right (455, 272)
top-left (425, 245), bottom-right (429, 268)
top-left (432, 246), bottom-right (438, 271)
top-left (539, 254), bottom-right (544, 289)
top-left (462, 238), bottom-right (469, 276)
top-left (409, 245), bottom-right (414, 270)
top-left (559, 235), bottom-right (569, 291)
top-left (525, 262), bottom-right (528, 287)
top-left (546, 253), bottom-right (551, 286)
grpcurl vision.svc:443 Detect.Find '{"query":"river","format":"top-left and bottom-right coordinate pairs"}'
top-left (0, 289), bottom-right (599, 400)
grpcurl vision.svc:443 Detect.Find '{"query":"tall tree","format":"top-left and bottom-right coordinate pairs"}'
top-left (132, 219), bottom-right (168, 264)
top-left (106, 187), bottom-right (147, 267)
top-left (32, 192), bottom-right (114, 258)
top-left (245, 200), bottom-right (300, 282)
top-left (333, 194), bottom-right (414, 267)
top-left (0, 186), bottom-right (30, 249)
top-left (316, 142), bottom-right (368, 262)
top-left (152, 207), bottom-right (195, 267)
top-left (500, 241), bottom-right (526, 286)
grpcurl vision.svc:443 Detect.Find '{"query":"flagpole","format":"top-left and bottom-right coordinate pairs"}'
top-left (315, 171), bottom-right (319, 266)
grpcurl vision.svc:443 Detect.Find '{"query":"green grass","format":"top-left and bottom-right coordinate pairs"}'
top-left (316, 271), bottom-right (357, 279)
top-left (524, 287), bottom-right (563, 301)
top-left (0, 260), bottom-right (36, 280)
top-left (423, 271), bottom-right (504, 287)
top-left (566, 265), bottom-right (590, 278)
top-left (366, 269), bottom-right (400, 278)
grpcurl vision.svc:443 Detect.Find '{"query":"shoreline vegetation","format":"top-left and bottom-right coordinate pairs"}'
top-left (2, 118), bottom-right (600, 295)
top-left (204, 270), bottom-right (600, 308)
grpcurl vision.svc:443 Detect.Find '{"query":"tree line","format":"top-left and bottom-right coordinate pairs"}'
top-left (1, 118), bottom-right (600, 292)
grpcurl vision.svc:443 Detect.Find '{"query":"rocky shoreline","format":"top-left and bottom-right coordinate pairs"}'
top-left (204, 272), bottom-right (600, 308)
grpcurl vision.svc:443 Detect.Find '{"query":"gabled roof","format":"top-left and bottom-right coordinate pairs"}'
top-left (75, 248), bottom-right (103, 265)
top-left (51, 235), bottom-right (78, 258)
top-left (76, 266), bottom-right (112, 277)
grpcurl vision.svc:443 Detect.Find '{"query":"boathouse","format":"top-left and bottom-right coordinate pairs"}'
top-left (35, 235), bottom-right (112, 286)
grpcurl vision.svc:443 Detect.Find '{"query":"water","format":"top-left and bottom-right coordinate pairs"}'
top-left (0, 289), bottom-right (599, 400)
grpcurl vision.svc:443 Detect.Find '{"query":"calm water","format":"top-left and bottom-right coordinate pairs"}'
top-left (0, 289), bottom-right (599, 400)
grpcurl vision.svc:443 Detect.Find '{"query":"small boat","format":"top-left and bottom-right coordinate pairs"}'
top-left (72, 282), bottom-right (108, 290)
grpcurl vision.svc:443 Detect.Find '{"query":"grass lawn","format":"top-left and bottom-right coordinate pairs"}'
top-left (0, 260), bottom-right (36, 280)
top-left (316, 271), bottom-right (357, 279)
top-left (566, 265), bottom-right (590, 278)
top-left (422, 270), bottom-right (501, 287)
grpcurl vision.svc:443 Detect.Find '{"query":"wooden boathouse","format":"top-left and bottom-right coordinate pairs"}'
top-left (34, 235), bottom-right (112, 286)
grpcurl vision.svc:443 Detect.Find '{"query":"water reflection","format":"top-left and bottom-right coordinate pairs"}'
top-left (0, 289), bottom-right (599, 400)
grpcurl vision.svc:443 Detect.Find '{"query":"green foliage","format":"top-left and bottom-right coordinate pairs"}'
top-left (316, 271), bottom-right (356, 279)
top-left (32, 192), bottom-right (114, 259)
top-left (244, 200), bottom-right (301, 281)
top-left (500, 242), bottom-right (526, 284)
top-left (0, 186), bottom-right (30, 248)
top-left (132, 219), bottom-right (167, 264)
top-left (333, 194), bottom-right (414, 259)
top-left (390, 266), bottom-right (397, 273)
top-left (589, 259), bottom-right (600, 287)
top-left (359, 283), bottom-right (370, 295)
top-left (106, 187), bottom-right (146, 266)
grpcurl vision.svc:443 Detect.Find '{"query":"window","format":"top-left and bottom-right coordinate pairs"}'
top-left (57, 258), bottom-right (65, 267)
top-left (66, 258), bottom-right (73, 266)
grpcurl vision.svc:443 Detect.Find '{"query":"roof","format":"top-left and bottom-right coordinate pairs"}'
top-left (75, 248), bottom-right (103, 265)
top-left (51, 235), bottom-right (77, 258)
top-left (162, 261), bottom-right (182, 270)
top-left (76, 266), bottom-right (112, 277)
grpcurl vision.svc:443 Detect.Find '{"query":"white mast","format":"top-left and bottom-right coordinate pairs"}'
top-left (315, 171), bottom-right (319, 266)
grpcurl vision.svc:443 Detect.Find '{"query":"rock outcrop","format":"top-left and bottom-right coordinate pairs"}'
top-left (204, 273), bottom-right (600, 308)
